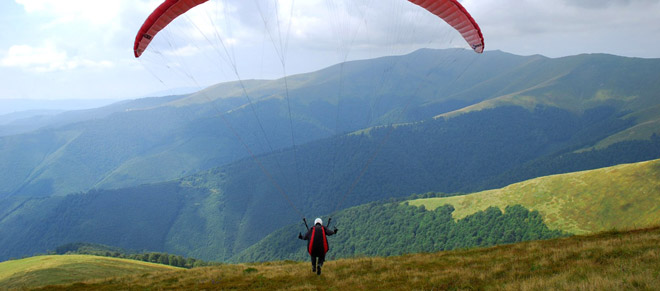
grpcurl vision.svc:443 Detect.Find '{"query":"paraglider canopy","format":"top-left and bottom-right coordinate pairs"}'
top-left (133, 0), bottom-right (209, 58)
top-left (408, 0), bottom-right (484, 53)
top-left (133, 0), bottom-right (484, 58)
top-left (131, 0), bottom-right (487, 222)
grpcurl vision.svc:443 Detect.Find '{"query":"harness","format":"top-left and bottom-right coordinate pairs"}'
top-left (308, 225), bottom-right (329, 255)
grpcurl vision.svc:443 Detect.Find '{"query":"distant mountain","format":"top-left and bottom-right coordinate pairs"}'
top-left (439, 53), bottom-right (660, 150)
top-left (0, 95), bottom-right (188, 137)
top-left (0, 110), bottom-right (63, 125)
top-left (1, 49), bottom-right (659, 198)
top-left (0, 110), bottom-right (64, 136)
top-left (0, 106), bottom-right (658, 262)
top-left (0, 98), bottom-right (120, 116)
top-left (1, 49), bottom-right (660, 262)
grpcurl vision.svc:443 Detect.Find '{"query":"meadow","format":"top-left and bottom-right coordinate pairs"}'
top-left (18, 226), bottom-right (660, 290)
top-left (408, 159), bottom-right (660, 235)
top-left (0, 255), bottom-right (179, 290)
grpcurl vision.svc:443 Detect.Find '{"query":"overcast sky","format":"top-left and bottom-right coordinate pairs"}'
top-left (1, 0), bottom-right (659, 102)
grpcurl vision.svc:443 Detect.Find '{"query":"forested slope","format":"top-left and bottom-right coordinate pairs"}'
top-left (2, 50), bottom-right (659, 198)
top-left (233, 202), bottom-right (566, 262)
top-left (2, 106), bottom-right (659, 262)
top-left (2, 49), bottom-right (660, 262)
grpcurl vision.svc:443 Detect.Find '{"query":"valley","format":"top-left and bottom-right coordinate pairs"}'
top-left (1, 49), bottom-right (659, 265)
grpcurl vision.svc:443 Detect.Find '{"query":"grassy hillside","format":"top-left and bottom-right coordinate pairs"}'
top-left (1, 49), bottom-right (498, 198)
top-left (440, 53), bottom-right (660, 117)
top-left (3, 49), bottom-right (660, 262)
top-left (28, 226), bottom-right (660, 290)
top-left (408, 159), bottom-right (660, 235)
top-left (2, 107), bottom-right (659, 262)
top-left (3, 50), bottom-right (660, 199)
top-left (0, 255), bottom-right (179, 290)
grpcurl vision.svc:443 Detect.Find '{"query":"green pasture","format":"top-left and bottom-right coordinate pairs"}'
top-left (408, 159), bottom-right (660, 234)
top-left (0, 254), bottom-right (179, 289)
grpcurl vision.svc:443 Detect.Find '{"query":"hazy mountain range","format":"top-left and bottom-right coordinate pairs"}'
top-left (0, 48), bottom-right (659, 261)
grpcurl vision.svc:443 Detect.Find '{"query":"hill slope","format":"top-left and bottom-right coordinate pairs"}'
top-left (233, 203), bottom-right (567, 263)
top-left (231, 159), bottom-right (660, 263)
top-left (2, 49), bottom-right (660, 198)
top-left (1, 109), bottom-right (659, 262)
top-left (1, 49), bottom-right (497, 197)
top-left (409, 159), bottom-right (660, 235)
top-left (2, 50), bottom-right (660, 262)
top-left (0, 254), bottom-right (179, 290)
top-left (27, 227), bottom-right (660, 290)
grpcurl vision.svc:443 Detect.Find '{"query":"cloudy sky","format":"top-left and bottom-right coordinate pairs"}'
top-left (1, 0), bottom-right (659, 102)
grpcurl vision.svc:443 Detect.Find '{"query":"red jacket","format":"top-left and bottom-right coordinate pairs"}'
top-left (303, 224), bottom-right (336, 256)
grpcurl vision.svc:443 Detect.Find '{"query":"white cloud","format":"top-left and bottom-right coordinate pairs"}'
top-left (163, 44), bottom-right (203, 57)
top-left (1, 43), bottom-right (113, 72)
top-left (15, 0), bottom-right (124, 26)
top-left (563, 0), bottom-right (660, 9)
top-left (464, 0), bottom-right (660, 57)
top-left (2, 0), bottom-right (659, 100)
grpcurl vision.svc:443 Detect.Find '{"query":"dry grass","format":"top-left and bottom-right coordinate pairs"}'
top-left (0, 255), bottom-right (179, 290)
top-left (30, 226), bottom-right (660, 290)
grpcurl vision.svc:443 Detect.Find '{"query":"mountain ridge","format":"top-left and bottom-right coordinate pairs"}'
top-left (1, 49), bottom-right (660, 262)
top-left (2, 49), bottom-right (659, 198)
top-left (1, 105), bottom-right (658, 262)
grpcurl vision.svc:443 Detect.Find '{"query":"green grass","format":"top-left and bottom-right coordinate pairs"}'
top-left (30, 226), bottom-right (660, 290)
top-left (0, 255), bottom-right (180, 290)
top-left (589, 112), bottom-right (660, 150)
top-left (437, 93), bottom-right (546, 120)
top-left (408, 159), bottom-right (660, 235)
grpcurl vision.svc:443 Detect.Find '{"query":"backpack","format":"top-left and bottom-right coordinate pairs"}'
top-left (308, 225), bottom-right (329, 255)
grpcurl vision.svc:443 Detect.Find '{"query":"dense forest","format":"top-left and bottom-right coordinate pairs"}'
top-left (233, 200), bottom-right (567, 262)
top-left (484, 133), bottom-right (660, 189)
top-left (221, 105), bottom-right (649, 217)
top-left (2, 50), bottom-right (660, 262)
top-left (1, 105), bottom-right (659, 262)
top-left (3, 49), bottom-right (659, 200)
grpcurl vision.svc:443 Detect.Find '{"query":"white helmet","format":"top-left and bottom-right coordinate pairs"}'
top-left (314, 218), bottom-right (323, 225)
